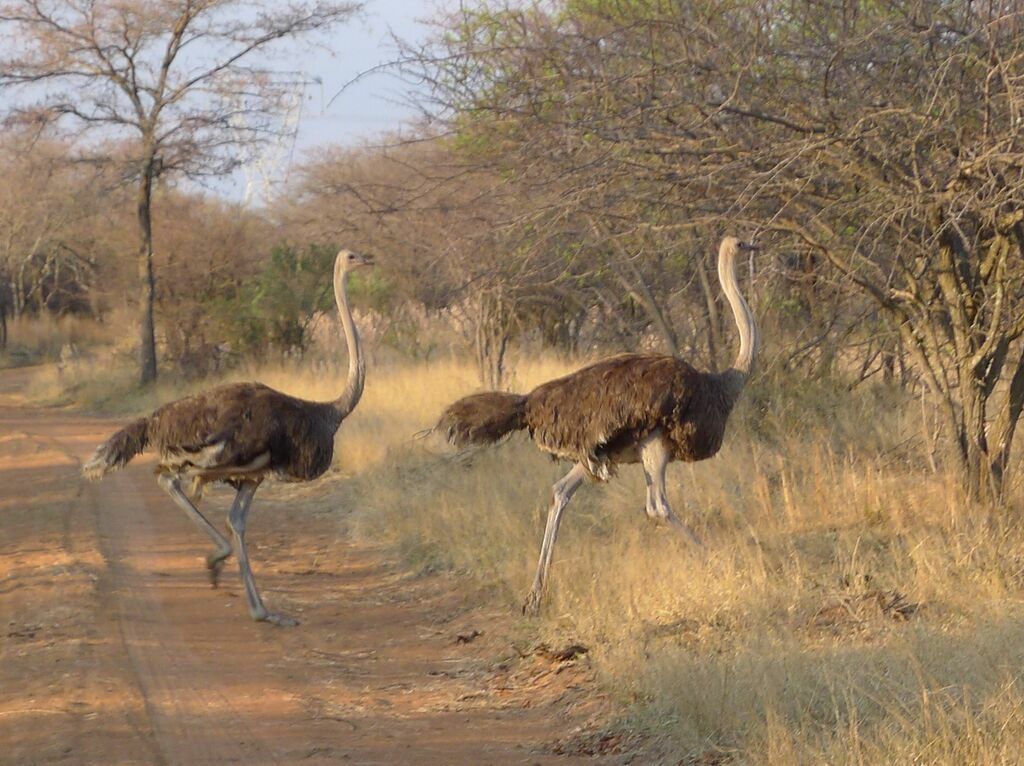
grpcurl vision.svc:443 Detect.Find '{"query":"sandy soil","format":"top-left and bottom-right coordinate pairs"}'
top-left (0, 367), bottom-right (613, 766)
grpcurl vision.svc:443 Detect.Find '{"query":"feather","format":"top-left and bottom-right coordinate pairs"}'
top-left (82, 417), bottom-right (149, 479)
top-left (524, 354), bottom-right (734, 476)
top-left (437, 391), bottom-right (527, 447)
top-left (146, 382), bottom-right (341, 481)
top-left (83, 382), bottom-right (343, 484)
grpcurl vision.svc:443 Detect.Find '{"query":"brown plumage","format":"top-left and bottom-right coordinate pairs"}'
top-left (441, 354), bottom-right (741, 478)
top-left (82, 249), bottom-right (374, 627)
top-left (437, 237), bottom-right (759, 616)
top-left (85, 383), bottom-right (344, 486)
top-left (438, 391), bottom-right (526, 448)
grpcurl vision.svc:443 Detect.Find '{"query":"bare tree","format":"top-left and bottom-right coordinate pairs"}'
top-left (152, 190), bottom-right (269, 370)
top-left (276, 140), bottom-right (579, 387)
top-left (399, 4), bottom-right (759, 365)
top-left (406, 0), bottom-right (1024, 500)
top-left (0, 0), bottom-right (361, 383)
top-left (0, 131), bottom-right (106, 321)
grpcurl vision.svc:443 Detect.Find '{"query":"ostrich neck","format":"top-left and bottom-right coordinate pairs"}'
top-left (718, 245), bottom-right (759, 398)
top-left (332, 269), bottom-right (364, 420)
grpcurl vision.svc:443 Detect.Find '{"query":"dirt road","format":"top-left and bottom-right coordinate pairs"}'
top-left (0, 368), bottom-right (610, 766)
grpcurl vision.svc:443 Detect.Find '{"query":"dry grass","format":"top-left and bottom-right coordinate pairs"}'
top-left (0, 314), bottom-right (120, 368)
top-left (35, 349), bottom-right (1024, 764)
top-left (330, 358), bottom-right (1024, 764)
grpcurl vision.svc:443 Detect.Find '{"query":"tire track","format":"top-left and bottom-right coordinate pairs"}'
top-left (1, 424), bottom-right (161, 765)
top-left (87, 467), bottom-right (284, 766)
top-left (4, 389), bottom-right (612, 766)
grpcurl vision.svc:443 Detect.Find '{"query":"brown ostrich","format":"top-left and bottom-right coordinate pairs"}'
top-left (437, 237), bottom-right (759, 615)
top-left (82, 249), bottom-right (374, 627)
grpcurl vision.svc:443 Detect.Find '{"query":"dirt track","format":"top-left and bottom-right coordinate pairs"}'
top-left (0, 368), bottom-right (609, 766)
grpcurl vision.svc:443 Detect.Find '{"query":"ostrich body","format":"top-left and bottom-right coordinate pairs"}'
top-left (438, 237), bottom-right (758, 615)
top-left (82, 249), bottom-right (374, 626)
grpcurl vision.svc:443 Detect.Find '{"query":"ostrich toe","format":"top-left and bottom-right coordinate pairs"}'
top-left (206, 554), bottom-right (229, 587)
top-left (260, 612), bottom-right (300, 628)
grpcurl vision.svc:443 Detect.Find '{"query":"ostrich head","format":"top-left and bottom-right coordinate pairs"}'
top-left (336, 248), bottom-right (375, 274)
top-left (720, 236), bottom-right (758, 255)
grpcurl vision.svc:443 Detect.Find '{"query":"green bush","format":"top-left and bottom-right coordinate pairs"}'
top-left (214, 243), bottom-right (393, 358)
top-left (215, 244), bottom-right (334, 357)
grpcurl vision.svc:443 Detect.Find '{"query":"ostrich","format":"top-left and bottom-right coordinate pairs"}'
top-left (82, 249), bottom-right (374, 627)
top-left (437, 236), bottom-right (758, 615)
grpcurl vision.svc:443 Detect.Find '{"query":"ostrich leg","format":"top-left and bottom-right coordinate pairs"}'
top-left (227, 480), bottom-right (298, 627)
top-left (522, 462), bottom-right (588, 616)
top-left (157, 474), bottom-right (233, 585)
top-left (640, 436), bottom-right (702, 547)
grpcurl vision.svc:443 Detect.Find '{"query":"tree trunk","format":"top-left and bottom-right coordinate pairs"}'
top-left (481, 329), bottom-right (508, 389)
top-left (958, 421), bottom-right (989, 504)
top-left (988, 349), bottom-right (1024, 497)
top-left (14, 264), bottom-right (25, 318)
top-left (958, 366), bottom-right (1004, 504)
top-left (614, 270), bottom-right (680, 357)
top-left (474, 293), bottom-right (510, 389)
top-left (695, 254), bottom-right (722, 368)
top-left (137, 156), bottom-right (158, 385)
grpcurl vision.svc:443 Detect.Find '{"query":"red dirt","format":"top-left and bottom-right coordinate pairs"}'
top-left (0, 368), bottom-right (611, 765)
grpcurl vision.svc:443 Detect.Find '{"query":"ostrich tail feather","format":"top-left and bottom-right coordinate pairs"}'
top-left (82, 417), bottom-right (149, 480)
top-left (436, 391), bottom-right (527, 448)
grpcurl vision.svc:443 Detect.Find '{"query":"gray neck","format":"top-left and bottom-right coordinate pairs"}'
top-left (718, 240), bottom-right (759, 386)
top-left (332, 266), bottom-right (364, 420)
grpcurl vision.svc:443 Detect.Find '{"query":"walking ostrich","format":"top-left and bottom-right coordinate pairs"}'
top-left (82, 249), bottom-right (374, 627)
top-left (437, 236), bottom-right (758, 615)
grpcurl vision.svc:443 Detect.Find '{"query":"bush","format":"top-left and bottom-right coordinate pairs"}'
top-left (215, 244), bottom-right (338, 357)
top-left (212, 243), bottom-right (392, 359)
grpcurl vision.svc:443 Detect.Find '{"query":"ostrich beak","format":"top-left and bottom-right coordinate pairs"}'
top-left (356, 252), bottom-right (375, 267)
top-left (738, 241), bottom-right (760, 252)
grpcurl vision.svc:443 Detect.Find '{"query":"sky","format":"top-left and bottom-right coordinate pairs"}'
top-left (0, 0), bottom-right (445, 204)
top-left (297, 0), bottom-right (439, 147)
top-left (229, 0), bottom-right (443, 204)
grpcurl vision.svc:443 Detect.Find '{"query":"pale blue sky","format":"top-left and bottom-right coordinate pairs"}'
top-left (223, 0), bottom-right (442, 203)
top-left (296, 0), bottom-right (440, 149)
top-left (0, 0), bottom-right (443, 203)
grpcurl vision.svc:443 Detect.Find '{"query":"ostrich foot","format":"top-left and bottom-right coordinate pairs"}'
top-left (522, 590), bottom-right (543, 617)
top-left (205, 552), bottom-right (230, 588)
top-left (255, 610), bottom-right (300, 628)
top-left (665, 516), bottom-right (703, 548)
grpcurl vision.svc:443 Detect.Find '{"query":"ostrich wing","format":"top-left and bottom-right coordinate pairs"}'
top-left (149, 383), bottom-right (285, 470)
top-left (524, 354), bottom-right (703, 474)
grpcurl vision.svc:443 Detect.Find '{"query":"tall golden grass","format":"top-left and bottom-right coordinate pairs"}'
top-left (35, 349), bottom-right (1024, 763)
top-left (0, 313), bottom-right (121, 368)
top-left (331, 357), bottom-right (1024, 764)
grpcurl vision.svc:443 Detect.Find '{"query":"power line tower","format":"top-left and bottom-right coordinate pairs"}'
top-left (229, 73), bottom-right (316, 207)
